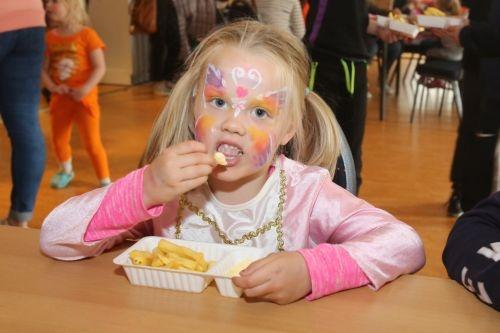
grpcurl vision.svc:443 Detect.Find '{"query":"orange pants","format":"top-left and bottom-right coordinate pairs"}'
top-left (49, 93), bottom-right (110, 180)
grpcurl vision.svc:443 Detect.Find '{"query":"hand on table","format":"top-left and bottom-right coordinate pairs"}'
top-left (232, 251), bottom-right (312, 305)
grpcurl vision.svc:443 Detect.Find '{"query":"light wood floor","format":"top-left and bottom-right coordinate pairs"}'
top-left (0, 64), bottom-right (459, 279)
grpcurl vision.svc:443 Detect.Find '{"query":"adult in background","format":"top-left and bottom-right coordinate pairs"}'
top-left (437, 0), bottom-right (500, 216)
top-left (305, 0), bottom-right (400, 193)
top-left (255, 0), bottom-right (306, 39)
top-left (0, 0), bottom-right (46, 228)
top-left (151, 0), bottom-right (216, 96)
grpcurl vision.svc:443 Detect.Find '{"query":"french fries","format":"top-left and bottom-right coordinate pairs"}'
top-left (214, 152), bottom-right (227, 166)
top-left (129, 239), bottom-right (209, 272)
top-left (424, 7), bottom-right (446, 17)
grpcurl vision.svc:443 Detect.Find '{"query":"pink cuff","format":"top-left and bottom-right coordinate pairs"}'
top-left (84, 166), bottom-right (163, 242)
top-left (298, 244), bottom-right (370, 300)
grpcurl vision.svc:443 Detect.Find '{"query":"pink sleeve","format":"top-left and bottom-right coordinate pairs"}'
top-left (298, 244), bottom-right (370, 300)
top-left (84, 166), bottom-right (164, 242)
top-left (308, 178), bottom-right (426, 290)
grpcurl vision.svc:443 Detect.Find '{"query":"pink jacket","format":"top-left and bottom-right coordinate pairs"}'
top-left (40, 156), bottom-right (425, 291)
top-left (0, 0), bottom-right (45, 33)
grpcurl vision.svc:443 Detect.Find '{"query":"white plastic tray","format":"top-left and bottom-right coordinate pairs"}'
top-left (417, 15), bottom-right (463, 28)
top-left (375, 15), bottom-right (420, 39)
top-left (389, 20), bottom-right (420, 39)
top-left (113, 236), bottom-right (269, 297)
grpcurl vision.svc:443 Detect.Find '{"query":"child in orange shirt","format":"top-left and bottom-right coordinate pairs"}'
top-left (42, 0), bottom-right (110, 188)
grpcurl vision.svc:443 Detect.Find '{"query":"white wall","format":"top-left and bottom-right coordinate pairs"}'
top-left (88, 0), bottom-right (133, 84)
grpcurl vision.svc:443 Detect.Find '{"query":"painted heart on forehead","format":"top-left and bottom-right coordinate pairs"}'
top-left (232, 67), bottom-right (262, 94)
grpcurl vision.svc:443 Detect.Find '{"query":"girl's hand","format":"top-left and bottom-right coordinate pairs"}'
top-left (232, 251), bottom-right (312, 305)
top-left (69, 85), bottom-right (91, 101)
top-left (49, 84), bottom-right (70, 95)
top-left (143, 141), bottom-right (216, 208)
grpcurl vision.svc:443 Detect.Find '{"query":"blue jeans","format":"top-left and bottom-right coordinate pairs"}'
top-left (0, 27), bottom-right (46, 221)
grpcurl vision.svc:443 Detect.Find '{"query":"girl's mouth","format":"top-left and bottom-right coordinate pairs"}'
top-left (217, 143), bottom-right (243, 166)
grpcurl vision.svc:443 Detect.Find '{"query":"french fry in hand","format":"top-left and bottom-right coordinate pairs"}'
top-left (214, 152), bottom-right (227, 166)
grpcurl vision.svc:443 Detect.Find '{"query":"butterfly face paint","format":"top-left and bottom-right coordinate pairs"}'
top-left (194, 47), bottom-right (290, 171)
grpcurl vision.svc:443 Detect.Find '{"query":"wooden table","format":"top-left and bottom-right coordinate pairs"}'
top-left (1, 226), bottom-right (498, 332)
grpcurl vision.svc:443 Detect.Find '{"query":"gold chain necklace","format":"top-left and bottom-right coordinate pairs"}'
top-left (175, 169), bottom-right (286, 251)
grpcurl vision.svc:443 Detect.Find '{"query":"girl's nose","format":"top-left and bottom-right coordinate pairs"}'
top-left (221, 112), bottom-right (245, 135)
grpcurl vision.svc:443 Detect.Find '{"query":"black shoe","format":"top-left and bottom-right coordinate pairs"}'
top-left (447, 191), bottom-right (464, 218)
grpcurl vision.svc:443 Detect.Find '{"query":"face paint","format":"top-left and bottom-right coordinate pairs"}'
top-left (251, 89), bottom-right (288, 119)
top-left (194, 115), bottom-right (215, 142)
top-left (228, 66), bottom-right (265, 118)
top-left (206, 64), bottom-right (225, 89)
top-left (203, 64), bottom-right (226, 108)
top-left (196, 58), bottom-right (287, 171)
top-left (248, 126), bottom-right (273, 167)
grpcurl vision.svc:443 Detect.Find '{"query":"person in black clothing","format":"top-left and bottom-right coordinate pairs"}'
top-left (150, 0), bottom-right (182, 95)
top-left (305, 0), bottom-right (400, 193)
top-left (435, 0), bottom-right (500, 216)
top-left (443, 191), bottom-right (500, 311)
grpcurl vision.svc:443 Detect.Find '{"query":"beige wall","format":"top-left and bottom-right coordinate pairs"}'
top-left (89, 0), bottom-right (133, 84)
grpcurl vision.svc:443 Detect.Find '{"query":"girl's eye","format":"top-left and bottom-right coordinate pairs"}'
top-left (209, 97), bottom-right (227, 109)
top-left (251, 107), bottom-right (270, 119)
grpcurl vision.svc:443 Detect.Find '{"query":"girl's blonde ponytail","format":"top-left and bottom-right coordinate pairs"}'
top-left (288, 91), bottom-right (340, 177)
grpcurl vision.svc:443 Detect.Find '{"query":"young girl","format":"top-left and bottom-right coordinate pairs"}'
top-left (41, 21), bottom-right (425, 304)
top-left (42, 0), bottom-right (110, 189)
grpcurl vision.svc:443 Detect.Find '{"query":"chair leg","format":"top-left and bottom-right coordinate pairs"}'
top-left (439, 85), bottom-right (447, 117)
top-left (411, 54), bottom-right (423, 83)
top-left (403, 53), bottom-right (414, 82)
top-left (395, 55), bottom-right (401, 96)
top-left (411, 82), bottom-right (421, 123)
top-left (420, 84), bottom-right (427, 114)
top-left (451, 80), bottom-right (463, 119)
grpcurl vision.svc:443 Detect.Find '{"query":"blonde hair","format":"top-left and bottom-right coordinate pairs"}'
top-left (141, 20), bottom-right (340, 176)
top-left (46, 0), bottom-right (90, 28)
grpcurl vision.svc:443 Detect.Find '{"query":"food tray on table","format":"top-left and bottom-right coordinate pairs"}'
top-left (113, 236), bottom-right (269, 298)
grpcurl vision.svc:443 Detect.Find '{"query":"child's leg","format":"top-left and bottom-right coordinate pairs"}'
top-left (74, 101), bottom-right (110, 184)
top-left (49, 96), bottom-right (76, 188)
top-left (50, 96), bottom-right (76, 167)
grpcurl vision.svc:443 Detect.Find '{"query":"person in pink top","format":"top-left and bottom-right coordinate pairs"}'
top-left (0, 0), bottom-right (46, 228)
top-left (40, 21), bottom-right (425, 305)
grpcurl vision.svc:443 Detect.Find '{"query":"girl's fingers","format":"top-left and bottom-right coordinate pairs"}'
top-left (178, 164), bottom-right (214, 181)
top-left (177, 176), bottom-right (209, 193)
top-left (232, 259), bottom-right (276, 290)
top-left (238, 254), bottom-right (277, 276)
top-left (173, 140), bottom-right (208, 155)
top-left (175, 152), bottom-right (216, 169)
top-left (241, 279), bottom-right (275, 298)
